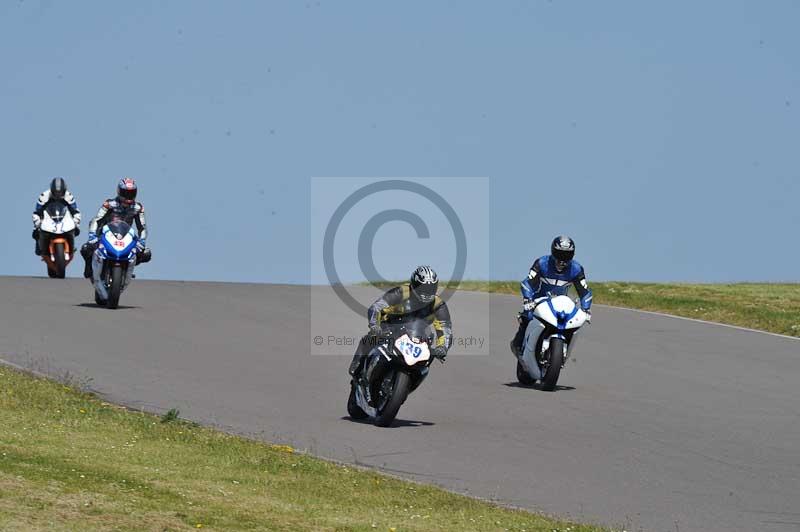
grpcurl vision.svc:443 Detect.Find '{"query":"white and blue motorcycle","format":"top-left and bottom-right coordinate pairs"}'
top-left (91, 221), bottom-right (139, 309)
top-left (516, 295), bottom-right (589, 390)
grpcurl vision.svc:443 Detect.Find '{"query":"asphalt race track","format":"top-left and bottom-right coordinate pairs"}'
top-left (2, 277), bottom-right (799, 531)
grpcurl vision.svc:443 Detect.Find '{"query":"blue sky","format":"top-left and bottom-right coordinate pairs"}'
top-left (2, 1), bottom-right (798, 283)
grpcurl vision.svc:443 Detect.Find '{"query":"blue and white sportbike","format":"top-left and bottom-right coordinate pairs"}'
top-left (517, 294), bottom-right (590, 390)
top-left (91, 221), bottom-right (139, 309)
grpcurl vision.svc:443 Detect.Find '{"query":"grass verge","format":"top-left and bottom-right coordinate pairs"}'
top-left (0, 365), bottom-right (606, 531)
top-left (449, 281), bottom-right (800, 338)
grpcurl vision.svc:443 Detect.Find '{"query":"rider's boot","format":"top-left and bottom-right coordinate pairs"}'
top-left (83, 256), bottom-right (93, 279)
top-left (81, 243), bottom-right (95, 279)
top-left (33, 229), bottom-right (41, 256)
top-left (510, 317), bottom-right (527, 357)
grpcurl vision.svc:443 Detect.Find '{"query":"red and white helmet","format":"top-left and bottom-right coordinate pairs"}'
top-left (117, 177), bottom-right (138, 205)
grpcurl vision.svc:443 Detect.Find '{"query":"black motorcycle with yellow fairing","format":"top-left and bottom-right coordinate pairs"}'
top-left (348, 319), bottom-right (440, 427)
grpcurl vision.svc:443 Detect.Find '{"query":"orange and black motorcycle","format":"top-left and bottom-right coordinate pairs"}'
top-left (39, 202), bottom-right (78, 278)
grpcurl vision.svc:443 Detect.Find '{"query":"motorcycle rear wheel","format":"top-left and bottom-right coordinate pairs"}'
top-left (374, 370), bottom-right (410, 427)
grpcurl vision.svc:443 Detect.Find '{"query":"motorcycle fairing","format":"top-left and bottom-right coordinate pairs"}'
top-left (520, 295), bottom-right (586, 381)
top-left (100, 225), bottom-right (137, 260)
top-left (93, 222), bottom-right (138, 300)
top-left (395, 334), bottom-right (431, 366)
top-left (40, 202), bottom-right (76, 235)
top-left (533, 295), bottom-right (587, 330)
top-left (520, 319), bottom-right (545, 380)
top-left (39, 203), bottom-right (77, 273)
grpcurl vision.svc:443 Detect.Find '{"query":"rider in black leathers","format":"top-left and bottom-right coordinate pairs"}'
top-left (349, 266), bottom-right (453, 377)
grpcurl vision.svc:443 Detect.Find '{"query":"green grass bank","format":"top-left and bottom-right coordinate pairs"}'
top-left (0, 365), bottom-right (607, 531)
top-left (447, 282), bottom-right (800, 337)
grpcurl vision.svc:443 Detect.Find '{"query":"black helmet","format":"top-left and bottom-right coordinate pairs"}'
top-left (409, 265), bottom-right (438, 304)
top-left (117, 177), bottom-right (138, 205)
top-left (50, 177), bottom-right (66, 200)
top-left (551, 236), bottom-right (575, 273)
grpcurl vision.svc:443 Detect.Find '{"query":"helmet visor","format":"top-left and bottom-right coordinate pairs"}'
top-left (118, 187), bottom-right (137, 202)
top-left (51, 179), bottom-right (65, 200)
top-left (552, 248), bottom-right (573, 272)
top-left (411, 282), bottom-right (437, 304)
top-left (552, 248), bottom-right (574, 263)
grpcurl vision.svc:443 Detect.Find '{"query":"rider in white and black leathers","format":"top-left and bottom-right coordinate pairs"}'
top-left (81, 178), bottom-right (150, 278)
top-left (510, 236), bottom-right (593, 357)
top-left (32, 177), bottom-right (81, 256)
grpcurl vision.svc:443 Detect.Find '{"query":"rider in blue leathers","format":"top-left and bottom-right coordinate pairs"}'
top-left (510, 236), bottom-right (593, 358)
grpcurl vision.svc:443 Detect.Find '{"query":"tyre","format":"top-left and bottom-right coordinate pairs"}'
top-left (347, 381), bottom-right (368, 420)
top-left (516, 359), bottom-right (536, 386)
top-left (540, 337), bottom-right (564, 391)
top-left (107, 266), bottom-right (123, 309)
top-left (52, 243), bottom-right (67, 279)
top-left (374, 370), bottom-right (410, 427)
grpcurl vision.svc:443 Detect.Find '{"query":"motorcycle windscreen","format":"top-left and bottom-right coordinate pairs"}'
top-left (105, 220), bottom-right (133, 239)
top-left (45, 202), bottom-right (68, 222)
top-left (42, 201), bottom-right (75, 233)
top-left (404, 319), bottom-right (435, 343)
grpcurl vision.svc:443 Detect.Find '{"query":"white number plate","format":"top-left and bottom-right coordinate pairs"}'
top-left (394, 334), bottom-right (431, 366)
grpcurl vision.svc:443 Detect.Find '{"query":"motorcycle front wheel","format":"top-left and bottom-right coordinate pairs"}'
top-left (52, 242), bottom-right (67, 279)
top-left (374, 370), bottom-right (410, 427)
top-left (107, 266), bottom-right (123, 309)
top-left (540, 337), bottom-right (564, 391)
